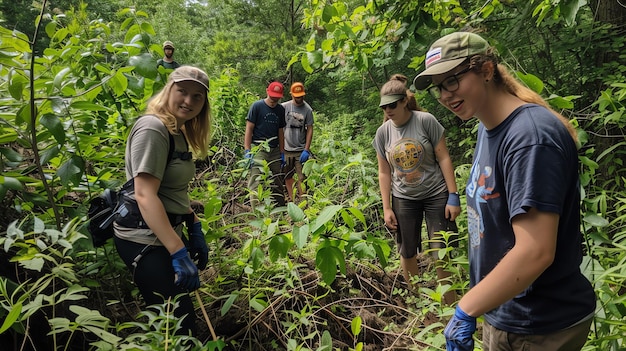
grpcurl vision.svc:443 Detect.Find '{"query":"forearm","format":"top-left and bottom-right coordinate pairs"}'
top-left (279, 128), bottom-right (285, 152)
top-left (439, 157), bottom-right (458, 193)
top-left (244, 121), bottom-right (254, 150)
top-left (305, 126), bottom-right (313, 150)
top-left (136, 195), bottom-right (185, 254)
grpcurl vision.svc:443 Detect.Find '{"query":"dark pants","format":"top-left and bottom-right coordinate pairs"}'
top-left (114, 237), bottom-right (196, 336)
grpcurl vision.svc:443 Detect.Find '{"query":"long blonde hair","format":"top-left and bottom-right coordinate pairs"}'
top-left (380, 74), bottom-right (422, 123)
top-left (145, 68), bottom-right (211, 159)
top-left (470, 49), bottom-right (578, 143)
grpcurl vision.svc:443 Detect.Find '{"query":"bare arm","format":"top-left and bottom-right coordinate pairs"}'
top-left (134, 173), bottom-right (185, 254)
top-left (459, 208), bottom-right (558, 316)
top-left (305, 125), bottom-right (313, 150)
top-left (434, 135), bottom-right (460, 220)
top-left (244, 120), bottom-right (255, 150)
top-left (377, 153), bottom-right (397, 230)
top-left (278, 127), bottom-right (285, 153)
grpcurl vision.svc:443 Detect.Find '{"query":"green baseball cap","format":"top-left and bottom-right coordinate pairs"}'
top-left (413, 32), bottom-right (489, 90)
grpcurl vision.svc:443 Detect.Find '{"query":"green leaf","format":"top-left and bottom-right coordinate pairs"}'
top-left (561, 0), bottom-right (586, 26)
top-left (315, 246), bottom-right (345, 285)
top-left (292, 223), bottom-right (309, 249)
top-left (311, 205), bottom-right (341, 234)
top-left (53, 67), bottom-right (71, 90)
top-left (40, 114), bottom-right (65, 145)
top-left (69, 101), bottom-right (107, 111)
top-left (351, 315), bottom-right (362, 337)
top-left (9, 73), bottom-right (28, 100)
top-left (57, 155), bottom-right (85, 186)
top-left (583, 214), bottom-right (609, 228)
top-left (0, 302), bottom-right (22, 334)
top-left (317, 330), bottom-right (332, 351)
top-left (287, 202), bottom-right (305, 222)
top-left (515, 71), bottom-right (544, 94)
top-left (0, 176), bottom-right (23, 190)
top-left (269, 234), bottom-right (291, 262)
top-left (221, 293), bottom-right (238, 316)
top-left (0, 148), bottom-right (23, 162)
top-left (128, 53), bottom-right (158, 79)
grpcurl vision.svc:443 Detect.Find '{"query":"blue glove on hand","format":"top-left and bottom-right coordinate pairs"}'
top-left (280, 152), bottom-right (286, 168)
top-left (244, 149), bottom-right (253, 169)
top-left (171, 247), bottom-right (200, 291)
top-left (299, 149), bottom-right (311, 163)
top-left (187, 221), bottom-right (209, 270)
top-left (447, 192), bottom-right (461, 207)
top-left (444, 305), bottom-right (477, 351)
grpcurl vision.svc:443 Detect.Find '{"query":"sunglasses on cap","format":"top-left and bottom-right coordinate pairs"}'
top-left (380, 101), bottom-right (399, 110)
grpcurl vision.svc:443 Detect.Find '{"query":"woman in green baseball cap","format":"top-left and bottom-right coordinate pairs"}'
top-left (415, 31), bottom-right (595, 351)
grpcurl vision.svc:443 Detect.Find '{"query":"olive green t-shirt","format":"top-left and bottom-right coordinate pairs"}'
top-left (115, 115), bottom-right (194, 245)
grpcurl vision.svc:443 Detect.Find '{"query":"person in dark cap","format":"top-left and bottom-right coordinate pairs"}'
top-left (244, 81), bottom-right (287, 207)
top-left (372, 73), bottom-right (460, 305)
top-left (157, 40), bottom-right (180, 70)
top-left (282, 82), bottom-right (314, 202)
top-left (114, 66), bottom-right (210, 336)
top-left (415, 31), bottom-right (595, 351)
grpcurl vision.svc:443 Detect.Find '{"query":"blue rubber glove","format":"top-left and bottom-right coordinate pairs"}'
top-left (444, 305), bottom-right (477, 351)
top-left (447, 192), bottom-right (461, 207)
top-left (187, 221), bottom-right (209, 270)
top-left (280, 152), bottom-right (286, 168)
top-left (171, 247), bottom-right (200, 291)
top-left (299, 149), bottom-right (311, 163)
top-left (244, 149), bottom-right (253, 169)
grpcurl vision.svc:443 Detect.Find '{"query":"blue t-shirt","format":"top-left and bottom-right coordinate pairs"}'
top-left (246, 99), bottom-right (286, 148)
top-left (466, 104), bottom-right (595, 334)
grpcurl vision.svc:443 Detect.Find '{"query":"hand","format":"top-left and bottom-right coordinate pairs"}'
top-left (244, 149), bottom-right (253, 169)
top-left (299, 149), bottom-right (311, 163)
top-left (444, 305), bottom-right (477, 351)
top-left (383, 208), bottom-right (398, 231)
top-left (171, 247), bottom-right (200, 291)
top-left (187, 221), bottom-right (209, 270)
top-left (280, 152), bottom-right (286, 168)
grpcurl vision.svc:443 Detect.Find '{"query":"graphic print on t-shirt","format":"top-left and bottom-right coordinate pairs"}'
top-left (467, 162), bottom-right (500, 248)
top-left (389, 138), bottom-right (425, 186)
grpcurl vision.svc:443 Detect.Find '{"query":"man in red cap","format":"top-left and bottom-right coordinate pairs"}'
top-left (244, 81), bottom-right (287, 207)
top-left (282, 82), bottom-right (314, 202)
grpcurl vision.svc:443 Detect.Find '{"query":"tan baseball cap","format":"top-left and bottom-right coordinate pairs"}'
top-left (170, 66), bottom-right (209, 91)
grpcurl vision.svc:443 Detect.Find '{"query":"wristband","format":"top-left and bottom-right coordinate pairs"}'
top-left (447, 192), bottom-right (460, 207)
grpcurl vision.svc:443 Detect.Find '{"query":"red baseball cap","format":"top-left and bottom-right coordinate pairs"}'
top-left (266, 81), bottom-right (284, 98)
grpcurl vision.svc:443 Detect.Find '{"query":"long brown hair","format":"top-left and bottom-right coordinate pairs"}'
top-left (380, 74), bottom-right (422, 123)
top-left (470, 49), bottom-right (578, 144)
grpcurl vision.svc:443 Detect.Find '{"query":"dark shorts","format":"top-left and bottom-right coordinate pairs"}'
top-left (392, 191), bottom-right (458, 258)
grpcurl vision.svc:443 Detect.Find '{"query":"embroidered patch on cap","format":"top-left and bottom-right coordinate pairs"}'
top-left (425, 47), bottom-right (442, 67)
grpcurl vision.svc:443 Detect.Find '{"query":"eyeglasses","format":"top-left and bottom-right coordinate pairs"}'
top-left (380, 101), bottom-right (399, 110)
top-left (427, 66), bottom-right (472, 99)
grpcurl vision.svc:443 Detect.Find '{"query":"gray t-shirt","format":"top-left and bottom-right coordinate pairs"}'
top-left (372, 111), bottom-right (447, 200)
top-left (115, 115), bottom-right (194, 245)
top-left (282, 100), bottom-right (314, 152)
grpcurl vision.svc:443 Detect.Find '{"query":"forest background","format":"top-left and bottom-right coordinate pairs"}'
top-left (0, 0), bottom-right (625, 350)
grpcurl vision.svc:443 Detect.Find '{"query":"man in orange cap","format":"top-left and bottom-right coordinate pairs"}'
top-left (244, 81), bottom-right (287, 207)
top-left (282, 82), bottom-right (314, 202)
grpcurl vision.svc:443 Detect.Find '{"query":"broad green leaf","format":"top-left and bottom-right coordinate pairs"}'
top-left (292, 223), bottom-right (309, 249)
top-left (317, 330), bottom-right (332, 351)
top-left (109, 70), bottom-right (128, 97)
top-left (39, 145), bottom-right (60, 166)
top-left (311, 205), bottom-right (341, 234)
top-left (40, 114), bottom-right (65, 145)
top-left (287, 202), bottom-right (305, 222)
top-left (315, 246), bottom-right (345, 285)
top-left (128, 53), bottom-right (158, 79)
top-left (301, 54), bottom-right (313, 73)
top-left (9, 73), bottom-right (28, 100)
top-left (0, 176), bottom-right (23, 191)
top-left (57, 155), bottom-right (85, 186)
top-left (515, 71), bottom-right (544, 94)
top-left (269, 234), bottom-right (291, 262)
top-left (561, 0), bottom-right (586, 26)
